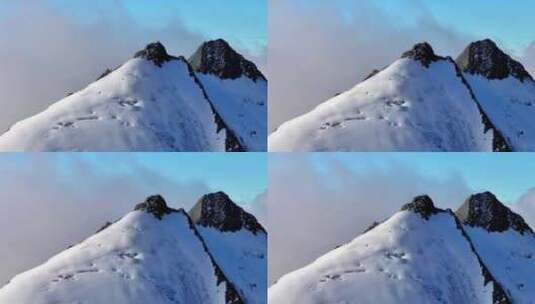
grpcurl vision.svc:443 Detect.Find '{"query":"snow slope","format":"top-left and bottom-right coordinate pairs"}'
top-left (0, 195), bottom-right (242, 304)
top-left (196, 74), bottom-right (267, 151)
top-left (269, 43), bottom-right (497, 152)
top-left (190, 39), bottom-right (267, 152)
top-left (457, 192), bottom-right (535, 304)
top-left (0, 40), bottom-right (267, 151)
top-left (191, 192), bottom-right (268, 304)
top-left (269, 196), bottom-right (499, 304)
top-left (457, 39), bottom-right (535, 151)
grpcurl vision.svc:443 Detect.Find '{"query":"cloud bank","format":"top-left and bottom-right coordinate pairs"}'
top-left (0, 154), bottom-right (259, 284)
top-left (0, 0), bottom-right (265, 131)
top-left (268, 0), bottom-right (535, 131)
top-left (267, 154), bottom-right (473, 284)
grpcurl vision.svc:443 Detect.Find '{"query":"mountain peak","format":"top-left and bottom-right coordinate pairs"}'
top-left (189, 39), bottom-right (266, 81)
top-left (401, 42), bottom-right (444, 67)
top-left (456, 191), bottom-right (533, 234)
top-left (133, 41), bottom-right (176, 67)
top-left (400, 195), bottom-right (443, 219)
top-left (134, 194), bottom-right (177, 220)
top-left (189, 191), bottom-right (265, 234)
top-left (456, 39), bottom-right (533, 82)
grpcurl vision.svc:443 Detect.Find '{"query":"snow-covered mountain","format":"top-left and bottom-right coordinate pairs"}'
top-left (269, 193), bottom-right (535, 304)
top-left (0, 40), bottom-right (266, 151)
top-left (0, 193), bottom-right (266, 304)
top-left (189, 39), bottom-right (267, 151)
top-left (456, 192), bottom-right (535, 303)
top-left (269, 39), bottom-right (535, 152)
top-left (457, 39), bottom-right (535, 151)
top-left (190, 192), bottom-right (267, 304)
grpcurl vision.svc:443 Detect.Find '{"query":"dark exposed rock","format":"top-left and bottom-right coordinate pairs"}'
top-left (189, 39), bottom-right (266, 82)
top-left (96, 68), bottom-right (113, 81)
top-left (456, 39), bottom-right (534, 83)
top-left (134, 195), bottom-right (177, 220)
top-left (400, 195), bottom-right (443, 220)
top-left (189, 191), bottom-right (266, 235)
top-left (363, 69), bottom-right (381, 81)
top-left (456, 192), bottom-right (533, 235)
top-left (364, 221), bottom-right (381, 233)
top-left (401, 42), bottom-right (445, 68)
top-left (134, 42), bottom-right (177, 67)
top-left (95, 221), bottom-right (112, 233)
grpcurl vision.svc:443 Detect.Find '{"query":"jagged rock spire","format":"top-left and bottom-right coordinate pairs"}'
top-left (456, 39), bottom-right (534, 82)
top-left (400, 195), bottom-right (443, 220)
top-left (189, 191), bottom-right (265, 234)
top-left (401, 42), bottom-right (444, 68)
top-left (189, 39), bottom-right (265, 82)
top-left (456, 191), bottom-right (533, 234)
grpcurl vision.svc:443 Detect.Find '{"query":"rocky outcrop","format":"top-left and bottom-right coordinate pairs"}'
top-left (456, 191), bottom-right (533, 235)
top-left (457, 39), bottom-right (534, 83)
top-left (189, 191), bottom-right (266, 235)
top-left (400, 195), bottom-right (444, 220)
top-left (189, 39), bottom-right (265, 82)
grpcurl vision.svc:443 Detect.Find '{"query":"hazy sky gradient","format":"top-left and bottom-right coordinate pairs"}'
top-left (269, 0), bottom-right (535, 130)
top-left (268, 153), bottom-right (535, 284)
top-left (0, 153), bottom-right (266, 284)
top-left (0, 0), bottom-right (266, 131)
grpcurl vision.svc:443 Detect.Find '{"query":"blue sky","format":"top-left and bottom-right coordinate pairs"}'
top-left (47, 0), bottom-right (267, 53)
top-left (294, 0), bottom-right (534, 54)
top-left (0, 0), bottom-right (266, 56)
top-left (2, 153), bottom-right (266, 204)
top-left (306, 153), bottom-right (535, 204)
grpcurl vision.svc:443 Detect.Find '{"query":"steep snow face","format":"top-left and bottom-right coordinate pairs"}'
top-left (0, 209), bottom-right (234, 304)
top-left (0, 56), bottom-right (228, 151)
top-left (190, 39), bottom-right (267, 151)
top-left (190, 192), bottom-right (267, 304)
top-left (269, 55), bottom-right (493, 151)
top-left (464, 227), bottom-right (535, 304)
top-left (269, 209), bottom-right (494, 304)
top-left (197, 227), bottom-right (267, 304)
top-left (197, 74), bottom-right (267, 151)
top-left (464, 74), bottom-right (535, 151)
top-left (456, 192), bottom-right (535, 303)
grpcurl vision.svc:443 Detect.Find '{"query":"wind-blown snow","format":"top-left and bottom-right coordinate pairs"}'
top-left (269, 210), bottom-right (494, 304)
top-left (198, 227), bottom-right (267, 304)
top-left (464, 227), bottom-right (535, 303)
top-left (0, 58), bottom-right (227, 151)
top-left (0, 210), bottom-right (229, 304)
top-left (465, 75), bottom-right (535, 151)
top-left (197, 75), bottom-right (267, 151)
top-left (269, 58), bottom-right (493, 152)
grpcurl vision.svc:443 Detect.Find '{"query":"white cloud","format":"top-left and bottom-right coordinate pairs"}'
top-left (0, 155), bottom-right (216, 284)
top-left (268, 0), bottom-right (477, 131)
top-left (267, 154), bottom-right (472, 284)
top-left (0, 0), bottom-right (265, 131)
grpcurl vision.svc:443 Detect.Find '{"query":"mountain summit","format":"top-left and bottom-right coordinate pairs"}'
top-left (0, 40), bottom-right (266, 152)
top-left (0, 193), bottom-right (267, 304)
top-left (457, 39), bottom-right (534, 83)
top-left (270, 192), bottom-right (534, 304)
top-left (189, 39), bottom-right (266, 82)
top-left (269, 42), bottom-right (500, 152)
